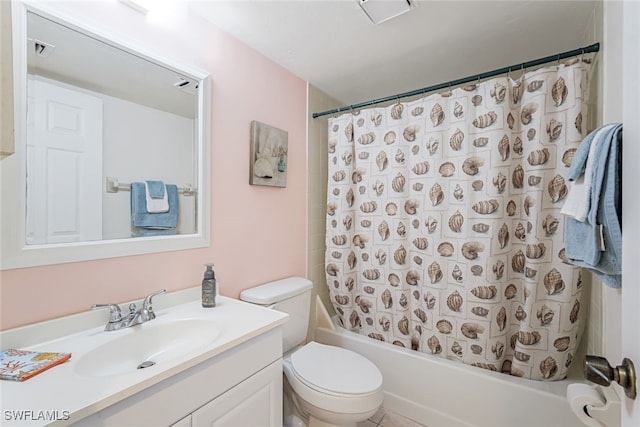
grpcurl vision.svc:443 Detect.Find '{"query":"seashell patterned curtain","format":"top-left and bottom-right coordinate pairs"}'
top-left (325, 61), bottom-right (591, 381)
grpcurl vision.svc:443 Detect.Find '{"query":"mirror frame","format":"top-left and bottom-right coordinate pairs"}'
top-left (1, 1), bottom-right (211, 270)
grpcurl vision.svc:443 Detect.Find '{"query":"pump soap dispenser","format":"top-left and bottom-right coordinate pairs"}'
top-left (202, 263), bottom-right (216, 308)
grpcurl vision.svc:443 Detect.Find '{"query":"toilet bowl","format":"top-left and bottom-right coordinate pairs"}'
top-left (283, 341), bottom-right (384, 427)
top-left (240, 277), bottom-right (384, 427)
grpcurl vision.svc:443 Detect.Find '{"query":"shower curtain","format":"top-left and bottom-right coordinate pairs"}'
top-left (325, 61), bottom-right (590, 381)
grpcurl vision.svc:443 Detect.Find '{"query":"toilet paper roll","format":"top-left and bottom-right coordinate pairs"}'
top-left (566, 383), bottom-right (606, 427)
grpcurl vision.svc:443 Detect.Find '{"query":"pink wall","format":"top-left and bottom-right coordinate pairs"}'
top-left (0, 2), bottom-right (308, 330)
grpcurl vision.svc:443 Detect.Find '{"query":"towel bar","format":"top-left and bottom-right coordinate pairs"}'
top-left (106, 177), bottom-right (196, 196)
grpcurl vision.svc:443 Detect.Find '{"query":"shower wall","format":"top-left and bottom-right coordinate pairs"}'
top-left (306, 84), bottom-right (340, 341)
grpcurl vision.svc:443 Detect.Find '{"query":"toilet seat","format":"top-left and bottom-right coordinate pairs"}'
top-left (283, 342), bottom-right (384, 415)
top-left (290, 341), bottom-right (383, 396)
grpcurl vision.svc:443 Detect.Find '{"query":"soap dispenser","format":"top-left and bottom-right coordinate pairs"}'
top-left (202, 263), bottom-right (216, 308)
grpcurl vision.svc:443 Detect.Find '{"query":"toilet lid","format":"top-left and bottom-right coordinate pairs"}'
top-left (289, 342), bottom-right (383, 395)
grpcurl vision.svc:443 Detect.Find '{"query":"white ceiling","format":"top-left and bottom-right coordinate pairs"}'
top-left (189, 0), bottom-right (598, 109)
top-left (27, 11), bottom-right (197, 118)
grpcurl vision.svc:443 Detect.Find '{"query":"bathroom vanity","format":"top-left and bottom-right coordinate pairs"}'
top-left (0, 288), bottom-right (288, 426)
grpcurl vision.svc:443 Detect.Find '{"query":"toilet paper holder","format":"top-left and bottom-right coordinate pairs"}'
top-left (585, 355), bottom-right (637, 400)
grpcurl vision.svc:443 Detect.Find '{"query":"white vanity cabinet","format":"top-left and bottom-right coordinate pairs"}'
top-left (72, 328), bottom-right (283, 427)
top-left (173, 360), bottom-right (281, 427)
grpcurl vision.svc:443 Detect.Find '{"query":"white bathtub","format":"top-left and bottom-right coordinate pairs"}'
top-left (314, 314), bottom-right (587, 427)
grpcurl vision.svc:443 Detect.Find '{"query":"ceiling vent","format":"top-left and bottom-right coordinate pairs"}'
top-left (33, 39), bottom-right (56, 57)
top-left (173, 77), bottom-right (199, 94)
top-left (358, 0), bottom-right (415, 24)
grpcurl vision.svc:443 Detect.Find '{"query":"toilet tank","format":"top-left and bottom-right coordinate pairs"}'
top-left (240, 277), bottom-right (313, 353)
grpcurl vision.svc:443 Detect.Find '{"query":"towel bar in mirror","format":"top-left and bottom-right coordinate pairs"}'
top-left (106, 178), bottom-right (197, 197)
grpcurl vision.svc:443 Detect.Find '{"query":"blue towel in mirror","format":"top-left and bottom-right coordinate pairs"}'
top-left (131, 182), bottom-right (178, 230)
top-left (145, 180), bottom-right (165, 198)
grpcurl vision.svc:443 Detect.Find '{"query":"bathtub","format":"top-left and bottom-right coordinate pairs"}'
top-left (314, 302), bottom-right (587, 427)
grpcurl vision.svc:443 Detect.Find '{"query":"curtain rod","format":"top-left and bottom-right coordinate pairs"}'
top-left (312, 42), bottom-right (600, 119)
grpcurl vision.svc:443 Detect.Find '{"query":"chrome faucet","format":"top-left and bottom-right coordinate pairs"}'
top-left (92, 289), bottom-right (166, 331)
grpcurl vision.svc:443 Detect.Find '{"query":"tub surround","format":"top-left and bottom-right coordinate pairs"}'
top-left (314, 298), bottom-right (586, 427)
top-left (0, 288), bottom-right (288, 426)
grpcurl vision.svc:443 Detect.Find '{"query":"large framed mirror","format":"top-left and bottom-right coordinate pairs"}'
top-left (1, 1), bottom-right (211, 269)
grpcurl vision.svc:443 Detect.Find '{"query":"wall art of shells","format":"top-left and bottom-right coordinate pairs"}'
top-left (250, 120), bottom-right (288, 187)
top-left (325, 61), bottom-right (590, 381)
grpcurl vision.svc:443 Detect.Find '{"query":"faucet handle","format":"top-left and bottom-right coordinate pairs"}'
top-left (142, 289), bottom-right (166, 319)
top-left (91, 303), bottom-right (123, 324)
top-left (92, 304), bottom-right (130, 331)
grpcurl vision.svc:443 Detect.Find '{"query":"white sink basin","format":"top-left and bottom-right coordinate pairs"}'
top-left (75, 318), bottom-right (221, 377)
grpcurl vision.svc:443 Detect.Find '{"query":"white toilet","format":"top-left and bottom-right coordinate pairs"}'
top-left (240, 277), bottom-right (384, 427)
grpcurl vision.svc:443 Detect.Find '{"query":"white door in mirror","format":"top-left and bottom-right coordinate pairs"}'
top-left (26, 77), bottom-right (103, 244)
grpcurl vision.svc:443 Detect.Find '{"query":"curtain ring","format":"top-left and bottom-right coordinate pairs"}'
top-left (581, 47), bottom-right (585, 63)
top-left (556, 53), bottom-right (561, 69)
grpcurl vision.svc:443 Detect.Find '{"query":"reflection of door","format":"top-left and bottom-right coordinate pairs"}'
top-left (622, 2), bottom-right (640, 425)
top-left (26, 77), bottom-right (103, 244)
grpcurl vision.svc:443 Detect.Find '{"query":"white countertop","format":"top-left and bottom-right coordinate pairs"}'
top-left (0, 292), bottom-right (288, 426)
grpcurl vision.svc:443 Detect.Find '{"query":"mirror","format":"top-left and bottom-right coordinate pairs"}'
top-left (1, 2), bottom-right (211, 269)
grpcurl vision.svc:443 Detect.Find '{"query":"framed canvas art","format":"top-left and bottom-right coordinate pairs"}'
top-left (249, 120), bottom-right (288, 187)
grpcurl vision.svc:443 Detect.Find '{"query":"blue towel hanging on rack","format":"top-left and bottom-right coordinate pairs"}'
top-left (131, 182), bottom-right (179, 232)
top-left (564, 123), bottom-right (622, 288)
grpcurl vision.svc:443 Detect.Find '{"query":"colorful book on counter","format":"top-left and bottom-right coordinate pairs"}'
top-left (0, 349), bottom-right (71, 382)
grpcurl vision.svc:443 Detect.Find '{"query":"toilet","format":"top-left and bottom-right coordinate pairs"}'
top-left (240, 277), bottom-right (384, 427)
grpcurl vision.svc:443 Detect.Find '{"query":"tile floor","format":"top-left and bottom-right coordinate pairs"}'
top-left (357, 407), bottom-right (428, 427)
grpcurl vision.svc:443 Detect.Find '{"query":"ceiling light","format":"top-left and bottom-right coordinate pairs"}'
top-left (119, 0), bottom-right (188, 27)
top-left (358, 0), bottom-right (415, 25)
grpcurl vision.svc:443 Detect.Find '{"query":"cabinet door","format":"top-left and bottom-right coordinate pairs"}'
top-left (192, 360), bottom-right (282, 427)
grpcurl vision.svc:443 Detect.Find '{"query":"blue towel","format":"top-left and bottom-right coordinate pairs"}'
top-left (131, 182), bottom-right (179, 230)
top-left (564, 124), bottom-right (622, 288)
top-left (567, 123), bottom-right (619, 182)
top-left (146, 180), bottom-right (165, 198)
